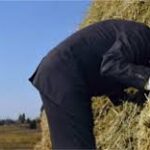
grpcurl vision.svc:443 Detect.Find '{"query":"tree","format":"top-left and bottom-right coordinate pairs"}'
top-left (26, 118), bottom-right (31, 124)
top-left (18, 113), bottom-right (26, 124)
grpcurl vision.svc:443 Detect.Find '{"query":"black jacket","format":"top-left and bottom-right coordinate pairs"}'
top-left (29, 19), bottom-right (150, 99)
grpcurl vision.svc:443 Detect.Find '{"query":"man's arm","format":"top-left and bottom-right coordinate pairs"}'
top-left (100, 32), bottom-right (150, 90)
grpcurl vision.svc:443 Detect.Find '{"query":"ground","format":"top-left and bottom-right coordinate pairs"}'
top-left (0, 124), bottom-right (41, 150)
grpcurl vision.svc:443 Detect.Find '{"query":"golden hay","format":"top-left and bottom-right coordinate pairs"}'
top-left (137, 99), bottom-right (150, 150)
top-left (80, 0), bottom-right (150, 28)
top-left (34, 111), bottom-right (51, 150)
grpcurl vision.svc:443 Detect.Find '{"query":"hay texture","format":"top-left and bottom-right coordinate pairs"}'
top-left (34, 1), bottom-right (150, 150)
top-left (80, 0), bottom-right (150, 28)
top-left (34, 111), bottom-right (51, 150)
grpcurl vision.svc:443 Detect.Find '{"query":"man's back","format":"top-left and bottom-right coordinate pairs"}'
top-left (53, 19), bottom-right (150, 93)
top-left (30, 19), bottom-right (150, 96)
top-left (29, 19), bottom-right (150, 149)
top-left (47, 19), bottom-right (150, 72)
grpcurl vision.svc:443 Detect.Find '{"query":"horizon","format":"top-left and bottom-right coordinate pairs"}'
top-left (0, 1), bottom-right (91, 119)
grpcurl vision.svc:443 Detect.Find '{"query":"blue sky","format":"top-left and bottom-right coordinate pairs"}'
top-left (0, 1), bottom-right (91, 119)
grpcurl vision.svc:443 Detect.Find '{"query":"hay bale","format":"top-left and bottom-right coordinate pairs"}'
top-left (34, 110), bottom-right (51, 150)
top-left (80, 0), bottom-right (150, 28)
top-left (34, 1), bottom-right (150, 150)
top-left (137, 99), bottom-right (150, 150)
top-left (92, 96), bottom-right (142, 150)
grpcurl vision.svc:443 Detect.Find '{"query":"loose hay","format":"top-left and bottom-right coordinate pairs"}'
top-left (92, 97), bottom-right (142, 150)
top-left (34, 0), bottom-right (150, 150)
top-left (137, 98), bottom-right (150, 150)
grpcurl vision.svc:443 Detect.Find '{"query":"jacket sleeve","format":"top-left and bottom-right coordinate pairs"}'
top-left (100, 32), bottom-right (150, 90)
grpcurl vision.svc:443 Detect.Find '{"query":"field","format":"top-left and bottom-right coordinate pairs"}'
top-left (0, 124), bottom-right (41, 150)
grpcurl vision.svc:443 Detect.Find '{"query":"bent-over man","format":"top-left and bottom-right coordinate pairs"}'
top-left (29, 19), bottom-right (150, 149)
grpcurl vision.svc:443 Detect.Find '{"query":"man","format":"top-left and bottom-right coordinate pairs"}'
top-left (29, 19), bottom-right (150, 149)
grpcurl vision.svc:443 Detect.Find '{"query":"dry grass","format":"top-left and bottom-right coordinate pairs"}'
top-left (0, 124), bottom-right (41, 150)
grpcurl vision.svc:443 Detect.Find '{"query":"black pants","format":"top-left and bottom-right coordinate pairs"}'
top-left (29, 48), bottom-right (96, 149)
top-left (40, 88), bottom-right (96, 150)
top-left (36, 50), bottom-right (126, 149)
top-left (30, 49), bottom-right (127, 149)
